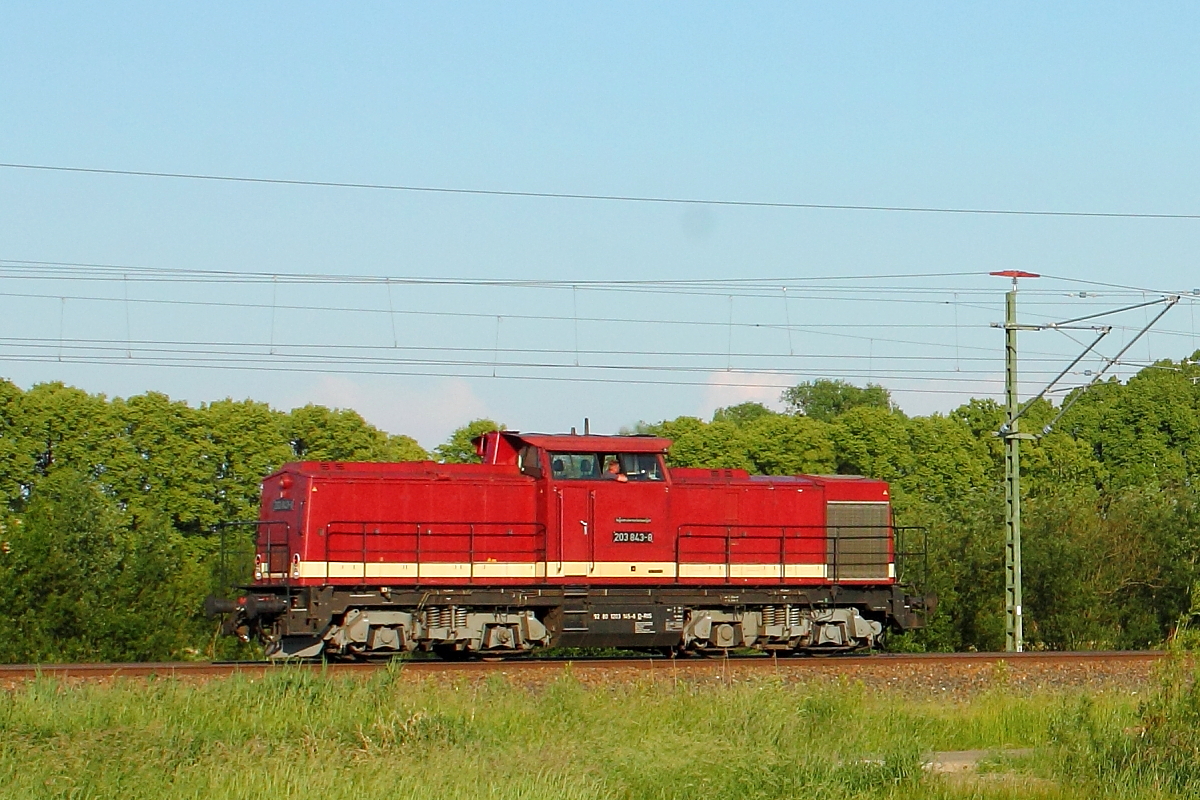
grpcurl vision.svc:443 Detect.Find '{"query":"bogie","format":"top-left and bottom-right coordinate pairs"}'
top-left (245, 589), bottom-right (901, 660)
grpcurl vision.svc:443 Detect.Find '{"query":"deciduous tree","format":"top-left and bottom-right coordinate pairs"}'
top-left (781, 379), bottom-right (893, 422)
top-left (435, 419), bottom-right (505, 463)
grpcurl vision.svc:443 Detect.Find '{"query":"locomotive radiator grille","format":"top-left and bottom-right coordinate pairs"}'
top-left (826, 502), bottom-right (890, 580)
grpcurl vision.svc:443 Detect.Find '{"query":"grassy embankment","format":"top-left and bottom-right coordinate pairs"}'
top-left (0, 660), bottom-right (1196, 800)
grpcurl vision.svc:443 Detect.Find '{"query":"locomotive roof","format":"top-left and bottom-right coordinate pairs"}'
top-left (505, 432), bottom-right (672, 453)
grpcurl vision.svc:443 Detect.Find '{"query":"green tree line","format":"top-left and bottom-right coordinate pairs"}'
top-left (0, 382), bottom-right (426, 661)
top-left (643, 364), bottom-right (1200, 652)
top-left (1, 349), bottom-right (1199, 661)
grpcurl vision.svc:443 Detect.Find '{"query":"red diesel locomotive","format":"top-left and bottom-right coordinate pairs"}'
top-left (212, 431), bottom-right (930, 658)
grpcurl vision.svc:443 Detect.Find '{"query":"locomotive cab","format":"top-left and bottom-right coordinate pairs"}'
top-left (519, 434), bottom-right (672, 581)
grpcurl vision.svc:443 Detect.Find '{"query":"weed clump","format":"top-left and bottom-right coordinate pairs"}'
top-left (1050, 595), bottom-right (1200, 797)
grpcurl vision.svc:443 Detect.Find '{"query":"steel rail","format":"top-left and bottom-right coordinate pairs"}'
top-left (0, 650), bottom-right (1169, 681)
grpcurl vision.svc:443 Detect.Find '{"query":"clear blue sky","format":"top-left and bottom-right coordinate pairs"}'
top-left (2, 4), bottom-right (1199, 447)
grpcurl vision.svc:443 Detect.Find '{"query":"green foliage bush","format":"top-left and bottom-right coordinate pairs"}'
top-left (0, 470), bottom-right (213, 662)
top-left (0, 382), bottom-right (429, 662)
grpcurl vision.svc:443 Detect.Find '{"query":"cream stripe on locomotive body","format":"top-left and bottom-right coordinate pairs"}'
top-left (223, 430), bottom-right (927, 659)
top-left (288, 560), bottom-right (857, 582)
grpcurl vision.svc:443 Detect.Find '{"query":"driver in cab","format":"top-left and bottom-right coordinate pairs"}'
top-left (605, 459), bottom-right (628, 483)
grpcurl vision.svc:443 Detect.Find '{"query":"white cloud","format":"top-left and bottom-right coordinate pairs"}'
top-left (288, 375), bottom-right (490, 449)
top-left (697, 372), bottom-right (787, 420)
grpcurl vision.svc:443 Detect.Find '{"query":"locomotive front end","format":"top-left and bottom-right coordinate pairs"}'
top-left (206, 467), bottom-right (309, 653)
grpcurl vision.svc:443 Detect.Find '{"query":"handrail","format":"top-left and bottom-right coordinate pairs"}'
top-left (587, 490), bottom-right (596, 574)
top-left (319, 519), bottom-right (548, 584)
top-left (214, 519), bottom-right (291, 589)
top-left (266, 515), bottom-right (926, 589)
top-left (673, 523), bottom-right (901, 584)
top-left (891, 525), bottom-right (929, 590)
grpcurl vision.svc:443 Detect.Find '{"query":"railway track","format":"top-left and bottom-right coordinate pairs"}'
top-left (0, 649), bottom-right (1169, 682)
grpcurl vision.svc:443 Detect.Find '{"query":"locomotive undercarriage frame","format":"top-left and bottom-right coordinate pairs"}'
top-left (221, 584), bottom-right (928, 659)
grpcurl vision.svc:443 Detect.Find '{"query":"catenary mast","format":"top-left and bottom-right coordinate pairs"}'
top-left (991, 270), bottom-right (1039, 653)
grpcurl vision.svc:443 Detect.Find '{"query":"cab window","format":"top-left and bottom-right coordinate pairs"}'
top-left (617, 453), bottom-right (664, 481)
top-left (549, 453), bottom-right (600, 480)
top-left (550, 452), bottom-right (665, 481)
top-left (518, 446), bottom-right (543, 477)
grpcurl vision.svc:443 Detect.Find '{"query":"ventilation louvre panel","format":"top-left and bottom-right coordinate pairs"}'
top-left (826, 502), bottom-right (890, 580)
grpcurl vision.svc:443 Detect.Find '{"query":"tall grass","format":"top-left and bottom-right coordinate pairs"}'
top-left (0, 666), bottom-right (1145, 800)
top-left (1049, 651), bottom-right (1200, 798)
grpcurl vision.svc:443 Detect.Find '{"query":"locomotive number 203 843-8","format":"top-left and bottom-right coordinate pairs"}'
top-left (612, 531), bottom-right (653, 543)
